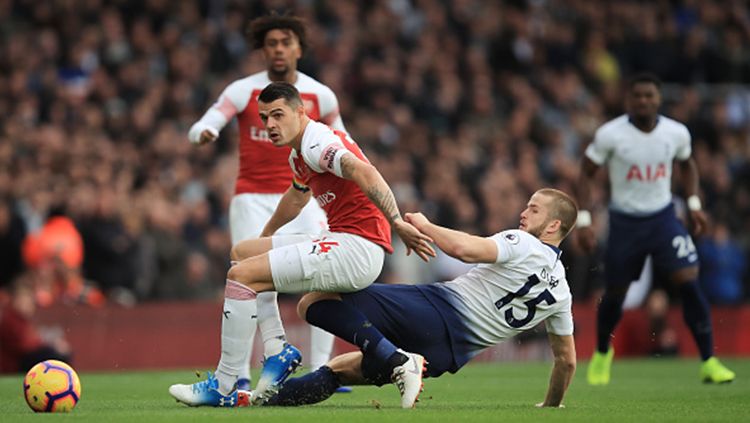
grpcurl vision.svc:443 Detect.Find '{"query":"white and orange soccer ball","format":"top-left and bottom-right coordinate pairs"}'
top-left (23, 360), bottom-right (82, 412)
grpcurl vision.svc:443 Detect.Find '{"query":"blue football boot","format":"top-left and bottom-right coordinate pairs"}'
top-left (251, 344), bottom-right (302, 404)
top-left (169, 371), bottom-right (240, 407)
top-left (236, 378), bottom-right (251, 391)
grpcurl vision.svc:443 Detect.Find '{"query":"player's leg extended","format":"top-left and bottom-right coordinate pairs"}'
top-left (228, 195), bottom-right (276, 390)
top-left (299, 292), bottom-right (426, 408)
top-left (264, 352), bottom-right (365, 406)
top-left (671, 266), bottom-right (735, 383)
top-left (168, 256), bottom-right (269, 406)
top-left (230, 238), bottom-right (273, 391)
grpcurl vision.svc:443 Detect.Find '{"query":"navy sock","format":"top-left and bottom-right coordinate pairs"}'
top-left (306, 299), bottom-right (399, 365)
top-left (679, 281), bottom-right (714, 361)
top-left (596, 291), bottom-right (626, 353)
top-left (265, 366), bottom-right (340, 406)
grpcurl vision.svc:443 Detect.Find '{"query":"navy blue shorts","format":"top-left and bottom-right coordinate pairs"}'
top-left (605, 203), bottom-right (699, 286)
top-left (341, 283), bottom-right (475, 385)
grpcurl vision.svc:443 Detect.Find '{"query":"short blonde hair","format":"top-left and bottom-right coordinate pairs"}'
top-left (536, 188), bottom-right (578, 239)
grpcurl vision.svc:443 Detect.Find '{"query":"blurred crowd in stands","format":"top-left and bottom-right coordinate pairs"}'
top-left (0, 0), bottom-right (748, 324)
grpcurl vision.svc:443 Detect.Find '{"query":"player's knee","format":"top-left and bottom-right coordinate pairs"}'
top-left (297, 292), bottom-right (341, 320)
top-left (229, 243), bottom-right (243, 262)
top-left (671, 266), bottom-right (699, 285)
top-left (227, 265), bottom-right (254, 286)
top-left (562, 356), bottom-right (577, 373)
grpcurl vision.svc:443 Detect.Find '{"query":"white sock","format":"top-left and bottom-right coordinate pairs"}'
top-left (309, 325), bottom-right (335, 370)
top-left (238, 316), bottom-right (258, 382)
top-left (216, 279), bottom-right (257, 395)
top-left (228, 260), bottom-right (256, 382)
top-left (257, 291), bottom-right (286, 357)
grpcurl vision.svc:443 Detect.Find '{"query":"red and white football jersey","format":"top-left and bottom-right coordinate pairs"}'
top-left (189, 71), bottom-right (345, 194)
top-left (291, 121), bottom-right (392, 253)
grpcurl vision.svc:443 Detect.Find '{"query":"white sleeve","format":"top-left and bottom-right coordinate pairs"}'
top-left (674, 124), bottom-right (692, 161)
top-left (491, 230), bottom-right (527, 264)
top-left (327, 114), bottom-right (347, 134)
top-left (584, 127), bottom-right (613, 165)
top-left (544, 298), bottom-right (574, 336)
top-left (318, 86), bottom-right (347, 133)
top-left (188, 81), bottom-right (250, 144)
top-left (301, 131), bottom-right (348, 177)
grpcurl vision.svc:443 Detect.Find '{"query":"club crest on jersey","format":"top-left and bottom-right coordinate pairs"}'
top-left (504, 233), bottom-right (520, 245)
top-left (626, 163), bottom-right (666, 181)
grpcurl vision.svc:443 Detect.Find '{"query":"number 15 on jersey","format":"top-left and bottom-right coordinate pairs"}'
top-left (495, 275), bottom-right (557, 329)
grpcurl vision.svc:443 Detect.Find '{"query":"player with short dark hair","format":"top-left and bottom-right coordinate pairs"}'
top-left (187, 13), bottom-right (346, 391)
top-left (230, 188), bottom-right (578, 408)
top-left (170, 82), bottom-right (436, 407)
top-left (577, 73), bottom-right (735, 385)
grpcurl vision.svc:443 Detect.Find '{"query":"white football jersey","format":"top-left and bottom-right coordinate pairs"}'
top-left (444, 230), bottom-right (573, 348)
top-left (585, 115), bottom-right (691, 215)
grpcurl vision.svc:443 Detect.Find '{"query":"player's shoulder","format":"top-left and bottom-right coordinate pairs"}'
top-left (596, 115), bottom-right (630, 135)
top-left (658, 115), bottom-right (690, 133)
top-left (295, 72), bottom-right (336, 95)
top-left (300, 121), bottom-right (339, 147)
top-left (494, 229), bottom-right (536, 249)
top-left (230, 72), bottom-right (270, 89)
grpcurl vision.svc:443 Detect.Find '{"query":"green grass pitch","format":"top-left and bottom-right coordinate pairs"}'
top-left (2, 359), bottom-right (749, 422)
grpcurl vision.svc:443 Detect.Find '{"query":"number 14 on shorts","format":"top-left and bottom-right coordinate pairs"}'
top-left (310, 237), bottom-right (340, 254)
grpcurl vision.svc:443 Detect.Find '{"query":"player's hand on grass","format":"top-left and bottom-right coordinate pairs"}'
top-left (576, 226), bottom-right (597, 254)
top-left (394, 218), bottom-right (436, 262)
top-left (535, 402), bottom-right (565, 408)
top-left (688, 209), bottom-right (707, 237)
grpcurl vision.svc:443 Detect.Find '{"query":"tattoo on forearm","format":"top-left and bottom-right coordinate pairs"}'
top-left (340, 154), bottom-right (356, 179)
top-left (341, 154), bottom-right (401, 223)
top-left (366, 186), bottom-right (401, 224)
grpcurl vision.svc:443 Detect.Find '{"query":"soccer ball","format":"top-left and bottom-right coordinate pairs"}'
top-left (23, 360), bottom-right (82, 412)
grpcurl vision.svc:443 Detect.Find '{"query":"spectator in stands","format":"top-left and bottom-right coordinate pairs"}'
top-left (697, 222), bottom-right (746, 305)
top-left (0, 278), bottom-right (72, 374)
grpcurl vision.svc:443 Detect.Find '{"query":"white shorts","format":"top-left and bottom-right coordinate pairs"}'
top-left (268, 232), bottom-right (385, 293)
top-left (228, 193), bottom-right (327, 245)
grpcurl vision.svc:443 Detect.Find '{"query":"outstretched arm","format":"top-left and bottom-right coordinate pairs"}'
top-left (188, 93), bottom-right (240, 145)
top-left (339, 153), bottom-right (435, 261)
top-left (539, 333), bottom-right (576, 408)
top-left (405, 212), bottom-right (498, 263)
top-left (261, 184), bottom-right (312, 237)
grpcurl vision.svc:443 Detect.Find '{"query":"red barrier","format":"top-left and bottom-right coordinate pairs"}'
top-left (30, 301), bottom-right (750, 371)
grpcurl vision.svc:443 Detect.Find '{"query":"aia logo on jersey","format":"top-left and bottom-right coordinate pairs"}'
top-left (309, 237), bottom-right (339, 255)
top-left (316, 190), bottom-right (337, 207)
top-left (626, 163), bottom-right (666, 182)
